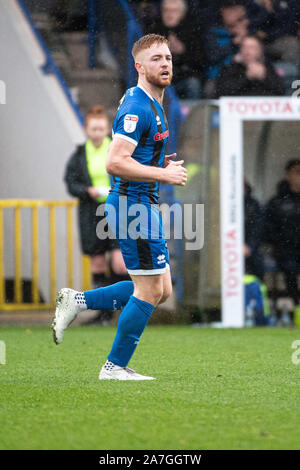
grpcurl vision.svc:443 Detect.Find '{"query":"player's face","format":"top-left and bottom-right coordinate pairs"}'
top-left (85, 117), bottom-right (109, 147)
top-left (139, 44), bottom-right (173, 88)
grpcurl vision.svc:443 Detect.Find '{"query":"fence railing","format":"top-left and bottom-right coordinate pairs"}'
top-left (0, 200), bottom-right (91, 311)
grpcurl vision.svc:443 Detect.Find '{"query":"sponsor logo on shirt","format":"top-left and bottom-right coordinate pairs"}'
top-left (154, 130), bottom-right (169, 141)
top-left (124, 114), bottom-right (139, 133)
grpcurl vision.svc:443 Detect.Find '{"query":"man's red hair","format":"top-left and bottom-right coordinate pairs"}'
top-left (132, 34), bottom-right (169, 60)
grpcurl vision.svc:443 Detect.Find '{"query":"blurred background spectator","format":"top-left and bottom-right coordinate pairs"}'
top-left (247, 0), bottom-right (300, 94)
top-left (204, 0), bottom-right (299, 97)
top-left (50, 0), bottom-right (88, 31)
top-left (263, 159), bottom-right (300, 309)
top-left (147, 0), bottom-right (204, 99)
top-left (215, 35), bottom-right (285, 97)
top-left (244, 180), bottom-right (265, 281)
top-left (246, 0), bottom-right (300, 49)
top-left (204, 0), bottom-right (250, 97)
top-left (128, 0), bottom-right (161, 31)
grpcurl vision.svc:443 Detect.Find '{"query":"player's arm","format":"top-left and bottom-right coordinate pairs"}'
top-left (106, 137), bottom-right (187, 186)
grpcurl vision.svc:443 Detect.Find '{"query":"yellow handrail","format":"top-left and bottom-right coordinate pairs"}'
top-left (14, 206), bottom-right (22, 303)
top-left (32, 206), bottom-right (39, 304)
top-left (0, 199), bottom-right (91, 311)
top-left (0, 207), bottom-right (4, 305)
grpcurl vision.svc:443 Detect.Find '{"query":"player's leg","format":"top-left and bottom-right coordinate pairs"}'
top-left (102, 269), bottom-right (171, 369)
top-left (110, 248), bottom-right (129, 281)
top-left (130, 272), bottom-right (164, 305)
top-left (158, 266), bottom-right (172, 305)
top-left (99, 272), bottom-right (164, 380)
top-left (87, 248), bottom-right (130, 325)
top-left (51, 278), bottom-right (134, 345)
top-left (80, 248), bottom-right (130, 313)
top-left (90, 254), bottom-right (108, 287)
top-left (99, 201), bottom-right (172, 379)
top-left (52, 197), bottom-right (135, 344)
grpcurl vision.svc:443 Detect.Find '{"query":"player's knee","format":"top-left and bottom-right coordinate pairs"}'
top-left (111, 249), bottom-right (127, 276)
top-left (145, 282), bottom-right (164, 306)
top-left (149, 286), bottom-right (164, 306)
top-left (159, 284), bottom-right (172, 305)
top-left (111, 263), bottom-right (127, 276)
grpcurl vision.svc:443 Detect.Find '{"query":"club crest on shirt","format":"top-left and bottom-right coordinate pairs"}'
top-left (124, 114), bottom-right (139, 133)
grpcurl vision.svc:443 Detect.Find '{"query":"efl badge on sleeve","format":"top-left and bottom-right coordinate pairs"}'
top-left (124, 114), bottom-right (139, 133)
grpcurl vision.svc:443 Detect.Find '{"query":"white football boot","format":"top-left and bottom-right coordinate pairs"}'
top-left (99, 364), bottom-right (156, 381)
top-left (51, 288), bottom-right (86, 344)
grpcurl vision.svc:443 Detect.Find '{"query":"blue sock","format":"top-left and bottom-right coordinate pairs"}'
top-left (108, 295), bottom-right (155, 367)
top-left (84, 281), bottom-right (134, 310)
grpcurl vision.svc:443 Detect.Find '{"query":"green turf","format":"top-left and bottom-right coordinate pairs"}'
top-left (0, 325), bottom-right (300, 450)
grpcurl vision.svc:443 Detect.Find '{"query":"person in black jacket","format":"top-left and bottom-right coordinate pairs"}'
top-left (244, 181), bottom-right (265, 280)
top-left (263, 160), bottom-right (300, 304)
top-left (148, 0), bottom-right (204, 99)
top-left (64, 106), bottom-right (128, 320)
top-left (215, 35), bottom-right (285, 97)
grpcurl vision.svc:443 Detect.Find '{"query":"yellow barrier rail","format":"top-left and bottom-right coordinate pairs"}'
top-left (0, 200), bottom-right (91, 311)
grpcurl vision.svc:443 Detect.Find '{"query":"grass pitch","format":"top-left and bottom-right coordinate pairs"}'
top-left (0, 325), bottom-right (300, 450)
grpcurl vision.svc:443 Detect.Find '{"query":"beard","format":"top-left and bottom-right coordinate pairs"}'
top-left (145, 69), bottom-right (173, 89)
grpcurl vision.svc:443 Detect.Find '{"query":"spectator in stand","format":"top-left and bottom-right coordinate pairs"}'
top-left (215, 35), bottom-right (285, 97)
top-left (148, 0), bottom-right (204, 99)
top-left (263, 160), bottom-right (300, 308)
top-left (244, 180), bottom-right (265, 281)
top-left (51, 0), bottom-right (88, 31)
top-left (246, 0), bottom-right (300, 92)
top-left (246, 0), bottom-right (300, 45)
top-left (128, 1), bottom-right (161, 32)
top-left (187, 0), bottom-right (218, 29)
top-left (64, 105), bottom-right (128, 323)
top-left (204, 0), bottom-right (250, 97)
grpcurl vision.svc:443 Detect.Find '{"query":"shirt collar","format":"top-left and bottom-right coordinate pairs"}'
top-left (137, 84), bottom-right (155, 102)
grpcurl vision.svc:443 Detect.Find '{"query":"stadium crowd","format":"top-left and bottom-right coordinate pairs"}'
top-left (130, 0), bottom-right (300, 99)
top-left (47, 0), bottom-right (300, 99)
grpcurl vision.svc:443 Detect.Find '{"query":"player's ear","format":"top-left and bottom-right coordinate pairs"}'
top-left (135, 62), bottom-right (144, 75)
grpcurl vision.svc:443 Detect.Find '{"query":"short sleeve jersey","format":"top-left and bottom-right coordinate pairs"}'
top-left (111, 85), bottom-right (169, 204)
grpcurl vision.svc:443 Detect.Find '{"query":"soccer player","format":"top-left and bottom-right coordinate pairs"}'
top-left (52, 34), bottom-right (187, 380)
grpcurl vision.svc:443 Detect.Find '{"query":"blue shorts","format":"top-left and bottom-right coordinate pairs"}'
top-left (105, 193), bottom-right (169, 275)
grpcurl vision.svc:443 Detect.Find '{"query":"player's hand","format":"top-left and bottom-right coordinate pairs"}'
top-left (87, 186), bottom-right (100, 199)
top-left (161, 160), bottom-right (187, 186)
top-left (163, 153), bottom-right (177, 168)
